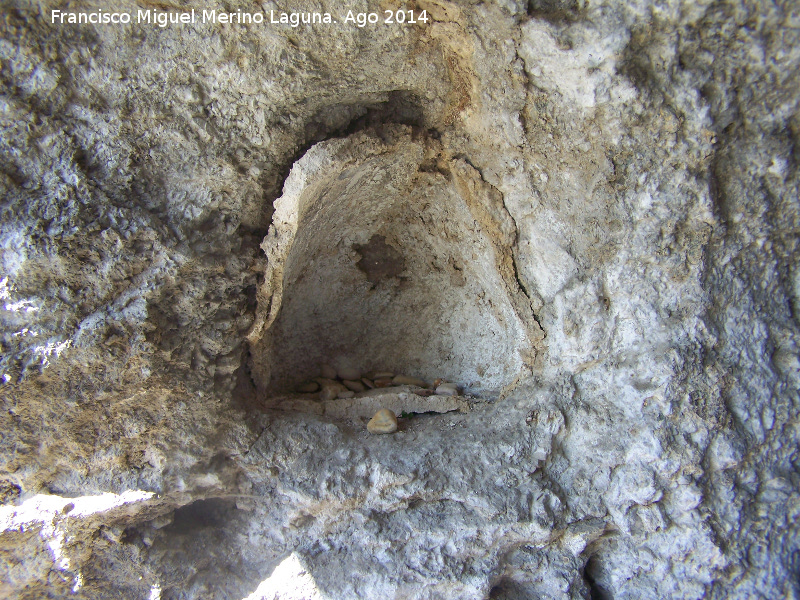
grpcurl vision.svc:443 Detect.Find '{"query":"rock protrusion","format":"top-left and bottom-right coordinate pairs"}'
top-left (392, 374), bottom-right (428, 387)
top-left (435, 382), bottom-right (459, 396)
top-left (302, 367), bottom-right (467, 403)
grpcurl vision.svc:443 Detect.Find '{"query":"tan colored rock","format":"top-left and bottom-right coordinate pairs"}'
top-left (435, 383), bottom-right (459, 396)
top-left (374, 377), bottom-right (393, 388)
top-left (367, 409), bottom-right (398, 434)
top-left (315, 378), bottom-right (347, 401)
top-left (274, 397), bottom-right (323, 415)
top-left (361, 377), bottom-right (375, 389)
top-left (337, 390), bottom-right (355, 399)
top-left (392, 374), bottom-right (427, 387)
top-left (343, 379), bottom-right (366, 392)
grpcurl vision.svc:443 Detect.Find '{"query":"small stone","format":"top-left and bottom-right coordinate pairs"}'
top-left (361, 378), bottom-right (375, 389)
top-left (413, 389), bottom-right (434, 397)
top-left (337, 390), bottom-right (355, 399)
top-left (435, 383), bottom-right (459, 396)
top-left (316, 378), bottom-right (347, 401)
top-left (343, 379), bottom-right (366, 392)
top-left (374, 377), bottom-right (393, 388)
top-left (359, 386), bottom-right (405, 396)
top-left (337, 366), bottom-right (361, 381)
top-left (433, 378), bottom-right (444, 388)
top-left (367, 409), bottom-right (398, 434)
top-left (392, 374), bottom-right (427, 387)
top-left (320, 364), bottom-right (337, 379)
top-left (297, 381), bottom-right (320, 393)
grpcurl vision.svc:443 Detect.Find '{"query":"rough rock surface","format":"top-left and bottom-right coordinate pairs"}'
top-left (0, 0), bottom-right (798, 599)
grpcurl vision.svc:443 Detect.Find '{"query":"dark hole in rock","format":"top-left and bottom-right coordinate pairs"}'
top-left (583, 555), bottom-right (613, 600)
top-left (163, 498), bottom-right (236, 535)
top-left (488, 579), bottom-right (531, 599)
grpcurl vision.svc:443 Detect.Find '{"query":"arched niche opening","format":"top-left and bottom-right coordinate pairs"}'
top-left (247, 126), bottom-right (542, 399)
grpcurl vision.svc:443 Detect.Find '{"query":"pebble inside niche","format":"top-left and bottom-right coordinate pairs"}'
top-left (246, 126), bottom-right (542, 402)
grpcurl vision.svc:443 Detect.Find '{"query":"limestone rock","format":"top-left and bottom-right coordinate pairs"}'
top-left (321, 390), bottom-right (470, 419)
top-left (315, 378), bottom-right (347, 402)
top-left (367, 409), bottom-right (398, 434)
top-left (435, 383), bottom-right (459, 396)
top-left (0, 2), bottom-right (795, 598)
top-left (392, 374), bottom-right (427, 387)
top-left (342, 379), bottom-right (366, 393)
top-left (358, 386), bottom-right (408, 397)
top-left (275, 397), bottom-right (323, 415)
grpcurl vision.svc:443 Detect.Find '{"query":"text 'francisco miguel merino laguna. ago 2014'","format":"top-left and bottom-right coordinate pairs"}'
top-left (50, 9), bottom-right (431, 28)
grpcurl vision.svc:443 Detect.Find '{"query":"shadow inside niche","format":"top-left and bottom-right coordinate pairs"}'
top-left (267, 91), bottom-right (430, 210)
top-left (304, 90), bottom-right (428, 144)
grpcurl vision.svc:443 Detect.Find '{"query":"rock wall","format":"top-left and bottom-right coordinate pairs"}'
top-left (0, 0), bottom-right (798, 598)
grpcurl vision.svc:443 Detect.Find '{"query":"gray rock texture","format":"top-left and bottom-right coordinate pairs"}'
top-left (0, 0), bottom-right (798, 598)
